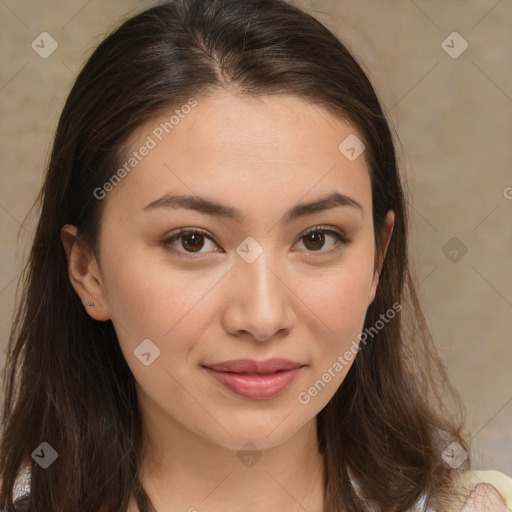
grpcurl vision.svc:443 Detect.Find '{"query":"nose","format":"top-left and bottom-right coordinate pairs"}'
top-left (221, 251), bottom-right (296, 342)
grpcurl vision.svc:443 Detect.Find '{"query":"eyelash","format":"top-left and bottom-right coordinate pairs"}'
top-left (161, 225), bottom-right (352, 259)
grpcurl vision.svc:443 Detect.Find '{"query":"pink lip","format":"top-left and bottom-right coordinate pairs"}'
top-left (203, 358), bottom-right (305, 400)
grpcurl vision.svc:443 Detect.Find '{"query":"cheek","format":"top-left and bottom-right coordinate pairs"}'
top-left (301, 248), bottom-right (375, 359)
top-left (101, 254), bottom-right (216, 396)
top-left (311, 263), bottom-right (372, 314)
top-left (100, 244), bottom-right (224, 348)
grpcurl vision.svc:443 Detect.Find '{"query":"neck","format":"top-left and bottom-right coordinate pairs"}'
top-left (134, 409), bottom-right (325, 512)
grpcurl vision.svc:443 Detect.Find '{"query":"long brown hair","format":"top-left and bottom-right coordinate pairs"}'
top-left (1, 1), bottom-right (470, 510)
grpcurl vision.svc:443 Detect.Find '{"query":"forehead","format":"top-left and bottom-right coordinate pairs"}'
top-left (103, 90), bottom-right (372, 222)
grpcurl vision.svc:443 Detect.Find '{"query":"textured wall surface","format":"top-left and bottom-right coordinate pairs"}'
top-left (1, 0), bottom-right (511, 476)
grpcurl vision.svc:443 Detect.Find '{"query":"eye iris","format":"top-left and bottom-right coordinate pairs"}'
top-left (304, 232), bottom-right (325, 251)
top-left (182, 233), bottom-right (204, 252)
top-left (172, 229), bottom-right (337, 255)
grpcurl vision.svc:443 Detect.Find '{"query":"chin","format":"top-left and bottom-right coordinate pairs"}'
top-left (203, 414), bottom-right (312, 452)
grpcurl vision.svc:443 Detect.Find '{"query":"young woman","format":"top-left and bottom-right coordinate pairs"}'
top-left (1, 1), bottom-right (511, 511)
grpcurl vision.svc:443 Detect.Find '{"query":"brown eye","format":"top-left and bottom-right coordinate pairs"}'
top-left (179, 232), bottom-right (205, 252)
top-left (297, 228), bottom-right (351, 253)
top-left (162, 228), bottom-right (218, 257)
top-left (161, 225), bottom-right (351, 259)
top-left (302, 231), bottom-right (326, 251)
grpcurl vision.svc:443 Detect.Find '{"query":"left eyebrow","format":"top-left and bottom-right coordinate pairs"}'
top-left (142, 191), bottom-right (364, 223)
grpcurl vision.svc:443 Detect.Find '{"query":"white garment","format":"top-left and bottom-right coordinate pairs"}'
top-left (10, 467), bottom-right (512, 511)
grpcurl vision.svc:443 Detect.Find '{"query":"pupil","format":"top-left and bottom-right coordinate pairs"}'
top-left (184, 233), bottom-right (203, 251)
top-left (306, 232), bottom-right (324, 250)
top-left (181, 232), bottom-right (326, 253)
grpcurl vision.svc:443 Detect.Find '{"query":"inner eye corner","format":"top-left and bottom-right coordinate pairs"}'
top-left (162, 225), bottom-right (350, 257)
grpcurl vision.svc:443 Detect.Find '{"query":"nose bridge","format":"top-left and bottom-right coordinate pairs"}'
top-left (239, 242), bottom-right (284, 306)
top-left (253, 250), bottom-right (281, 288)
top-left (226, 238), bottom-right (294, 340)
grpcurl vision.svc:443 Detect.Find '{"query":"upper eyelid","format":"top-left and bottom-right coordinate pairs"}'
top-left (165, 224), bottom-right (346, 240)
top-left (163, 225), bottom-right (350, 252)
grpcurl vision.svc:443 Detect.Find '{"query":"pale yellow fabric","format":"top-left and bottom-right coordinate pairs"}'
top-left (457, 470), bottom-right (512, 510)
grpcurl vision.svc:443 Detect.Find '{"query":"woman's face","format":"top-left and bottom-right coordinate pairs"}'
top-left (68, 90), bottom-right (393, 452)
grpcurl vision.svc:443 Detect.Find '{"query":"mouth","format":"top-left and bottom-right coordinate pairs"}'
top-left (203, 358), bottom-right (304, 374)
top-left (202, 359), bottom-right (305, 400)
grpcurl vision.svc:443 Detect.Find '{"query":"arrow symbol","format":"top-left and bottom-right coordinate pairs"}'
top-left (240, 243), bottom-right (249, 253)
top-left (35, 39), bottom-right (45, 48)
top-left (35, 449), bottom-right (45, 458)
top-left (445, 39), bottom-right (455, 48)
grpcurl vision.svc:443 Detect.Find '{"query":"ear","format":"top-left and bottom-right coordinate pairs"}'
top-left (368, 210), bottom-right (395, 306)
top-left (60, 224), bottom-right (111, 321)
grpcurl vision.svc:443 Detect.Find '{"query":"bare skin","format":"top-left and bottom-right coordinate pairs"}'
top-left (61, 90), bottom-right (394, 512)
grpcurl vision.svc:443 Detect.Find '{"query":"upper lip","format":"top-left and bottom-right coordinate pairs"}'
top-left (203, 358), bottom-right (304, 374)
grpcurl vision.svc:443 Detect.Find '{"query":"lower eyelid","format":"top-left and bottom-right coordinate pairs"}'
top-left (162, 230), bottom-right (217, 256)
top-left (162, 228), bottom-right (351, 256)
top-left (295, 230), bottom-right (352, 252)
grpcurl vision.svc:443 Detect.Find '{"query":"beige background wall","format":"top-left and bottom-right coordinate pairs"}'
top-left (1, 0), bottom-right (511, 474)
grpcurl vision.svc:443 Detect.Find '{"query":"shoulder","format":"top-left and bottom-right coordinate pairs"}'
top-left (458, 470), bottom-right (512, 512)
top-left (461, 483), bottom-right (509, 511)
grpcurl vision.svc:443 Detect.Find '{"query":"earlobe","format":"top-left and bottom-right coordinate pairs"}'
top-left (60, 224), bottom-right (111, 321)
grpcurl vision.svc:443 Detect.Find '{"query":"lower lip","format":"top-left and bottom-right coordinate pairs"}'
top-left (204, 366), bottom-right (303, 400)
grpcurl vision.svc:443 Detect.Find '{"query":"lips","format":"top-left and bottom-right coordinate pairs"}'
top-left (202, 358), bottom-right (305, 400)
top-left (203, 358), bottom-right (303, 374)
